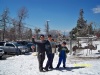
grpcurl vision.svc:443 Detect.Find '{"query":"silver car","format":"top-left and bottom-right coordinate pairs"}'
top-left (2, 42), bottom-right (29, 55)
top-left (0, 48), bottom-right (4, 58)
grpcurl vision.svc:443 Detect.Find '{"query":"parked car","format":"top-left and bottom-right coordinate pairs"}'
top-left (17, 41), bottom-right (28, 46)
top-left (0, 48), bottom-right (4, 58)
top-left (0, 41), bottom-right (6, 47)
top-left (0, 42), bottom-right (29, 55)
top-left (13, 42), bottom-right (30, 54)
top-left (0, 41), bottom-right (6, 57)
top-left (26, 43), bottom-right (36, 52)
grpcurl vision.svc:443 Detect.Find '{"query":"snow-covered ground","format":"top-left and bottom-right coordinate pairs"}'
top-left (0, 41), bottom-right (100, 75)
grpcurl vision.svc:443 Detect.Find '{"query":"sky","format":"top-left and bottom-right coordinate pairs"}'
top-left (0, 0), bottom-right (100, 33)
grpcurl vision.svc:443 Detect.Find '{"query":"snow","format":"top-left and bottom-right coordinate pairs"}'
top-left (0, 41), bottom-right (100, 75)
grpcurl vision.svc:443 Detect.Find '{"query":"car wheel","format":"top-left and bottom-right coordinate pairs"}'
top-left (19, 50), bottom-right (22, 55)
top-left (4, 52), bottom-right (7, 54)
top-left (0, 56), bottom-right (2, 59)
top-left (16, 49), bottom-right (22, 55)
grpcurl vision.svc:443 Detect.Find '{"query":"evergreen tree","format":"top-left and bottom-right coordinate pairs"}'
top-left (70, 9), bottom-right (94, 38)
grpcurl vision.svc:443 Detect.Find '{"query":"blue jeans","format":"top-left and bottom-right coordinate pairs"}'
top-left (57, 56), bottom-right (66, 67)
top-left (49, 53), bottom-right (54, 68)
top-left (45, 53), bottom-right (52, 69)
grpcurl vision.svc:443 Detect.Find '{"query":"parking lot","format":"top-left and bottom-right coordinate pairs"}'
top-left (0, 54), bottom-right (14, 60)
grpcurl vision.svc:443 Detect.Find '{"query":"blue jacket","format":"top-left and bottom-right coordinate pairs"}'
top-left (58, 46), bottom-right (69, 57)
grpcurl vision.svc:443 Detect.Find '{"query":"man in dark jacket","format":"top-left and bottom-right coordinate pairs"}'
top-left (32, 35), bottom-right (46, 72)
top-left (44, 35), bottom-right (53, 71)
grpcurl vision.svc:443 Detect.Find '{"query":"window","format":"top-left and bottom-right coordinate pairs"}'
top-left (0, 42), bottom-right (5, 46)
top-left (5, 44), bottom-right (15, 47)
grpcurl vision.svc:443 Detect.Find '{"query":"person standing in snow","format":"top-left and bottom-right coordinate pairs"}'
top-left (49, 38), bottom-right (56, 69)
top-left (32, 35), bottom-right (46, 72)
top-left (56, 41), bottom-right (69, 68)
top-left (72, 45), bottom-right (78, 55)
top-left (44, 35), bottom-right (53, 71)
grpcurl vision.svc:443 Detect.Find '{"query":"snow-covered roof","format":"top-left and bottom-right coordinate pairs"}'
top-left (77, 37), bottom-right (96, 39)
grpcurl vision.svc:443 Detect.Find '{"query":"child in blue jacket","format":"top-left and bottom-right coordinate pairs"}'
top-left (56, 42), bottom-right (69, 68)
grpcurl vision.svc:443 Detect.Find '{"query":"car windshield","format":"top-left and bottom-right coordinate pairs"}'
top-left (27, 43), bottom-right (33, 45)
top-left (13, 42), bottom-right (23, 47)
top-left (17, 41), bottom-right (28, 45)
top-left (27, 43), bottom-right (35, 46)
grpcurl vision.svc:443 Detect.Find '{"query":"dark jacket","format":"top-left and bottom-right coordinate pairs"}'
top-left (32, 38), bottom-right (46, 53)
top-left (45, 40), bottom-right (52, 54)
top-left (58, 46), bottom-right (69, 57)
top-left (73, 45), bottom-right (78, 51)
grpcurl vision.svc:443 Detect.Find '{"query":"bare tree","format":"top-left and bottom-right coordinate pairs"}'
top-left (10, 18), bottom-right (18, 41)
top-left (0, 8), bottom-right (9, 41)
top-left (22, 27), bottom-right (32, 40)
top-left (17, 7), bottom-right (28, 40)
top-left (34, 27), bottom-right (41, 39)
top-left (28, 28), bottom-right (32, 40)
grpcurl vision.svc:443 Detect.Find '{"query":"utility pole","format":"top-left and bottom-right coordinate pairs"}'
top-left (45, 20), bottom-right (50, 36)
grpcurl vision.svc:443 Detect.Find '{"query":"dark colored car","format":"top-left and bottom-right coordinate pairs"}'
top-left (26, 43), bottom-right (36, 52)
top-left (0, 41), bottom-right (6, 46)
top-left (17, 41), bottom-right (28, 46)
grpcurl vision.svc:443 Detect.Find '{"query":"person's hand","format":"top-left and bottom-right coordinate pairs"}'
top-left (31, 45), bottom-right (35, 49)
top-left (32, 36), bottom-right (35, 38)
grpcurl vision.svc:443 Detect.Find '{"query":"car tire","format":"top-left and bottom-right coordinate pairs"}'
top-left (0, 56), bottom-right (2, 59)
top-left (19, 50), bottom-right (22, 55)
top-left (16, 49), bottom-right (22, 55)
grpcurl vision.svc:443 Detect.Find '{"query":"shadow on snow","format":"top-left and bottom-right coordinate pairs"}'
top-left (54, 66), bottom-right (85, 72)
